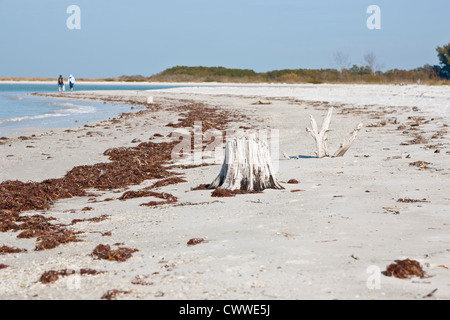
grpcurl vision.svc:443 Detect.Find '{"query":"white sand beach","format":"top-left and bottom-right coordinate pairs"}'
top-left (0, 83), bottom-right (449, 300)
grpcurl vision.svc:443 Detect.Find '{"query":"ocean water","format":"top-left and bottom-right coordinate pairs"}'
top-left (0, 83), bottom-right (182, 136)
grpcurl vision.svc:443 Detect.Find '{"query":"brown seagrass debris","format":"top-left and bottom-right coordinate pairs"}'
top-left (384, 259), bottom-right (426, 279)
top-left (211, 188), bottom-right (262, 198)
top-left (165, 103), bottom-right (235, 132)
top-left (0, 102), bottom-right (238, 251)
top-left (397, 198), bottom-right (430, 203)
top-left (146, 177), bottom-right (187, 189)
top-left (0, 245), bottom-right (27, 255)
top-left (131, 275), bottom-right (154, 286)
top-left (101, 289), bottom-right (132, 300)
top-left (401, 135), bottom-right (428, 145)
top-left (118, 190), bottom-right (164, 200)
top-left (409, 161), bottom-right (432, 169)
top-left (119, 188), bottom-right (178, 206)
top-left (91, 244), bottom-right (138, 262)
top-left (71, 215), bottom-right (110, 225)
top-left (40, 268), bottom-right (104, 284)
top-left (187, 238), bottom-right (205, 246)
top-left (0, 141), bottom-right (181, 251)
top-left (139, 192), bottom-right (178, 207)
top-left (11, 214), bottom-right (83, 251)
top-left (191, 184), bottom-right (209, 191)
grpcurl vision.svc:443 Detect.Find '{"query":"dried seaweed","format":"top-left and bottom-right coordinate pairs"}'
top-left (8, 214), bottom-right (83, 251)
top-left (146, 177), bottom-right (187, 189)
top-left (91, 244), bottom-right (138, 262)
top-left (71, 215), bottom-right (110, 225)
top-left (139, 192), bottom-right (178, 207)
top-left (34, 229), bottom-right (83, 251)
top-left (0, 102), bottom-right (238, 252)
top-left (211, 188), bottom-right (262, 198)
top-left (397, 198), bottom-right (430, 203)
top-left (0, 264), bottom-right (9, 269)
top-left (191, 184), bottom-right (209, 190)
top-left (401, 135), bottom-right (428, 145)
top-left (384, 259), bottom-right (426, 279)
top-left (409, 161), bottom-right (432, 169)
top-left (0, 245), bottom-right (27, 255)
top-left (101, 289), bottom-right (131, 300)
top-left (187, 238), bottom-right (205, 246)
top-left (131, 275), bottom-right (154, 286)
top-left (211, 188), bottom-right (236, 197)
top-left (118, 189), bottom-right (178, 207)
top-left (118, 190), bottom-right (165, 200)
top-left (40, 268), bottom-right (104, 284)
top-left (165, 103), bottom-right (234, 132)
top-left (287, 179), bottom-right (299, 184)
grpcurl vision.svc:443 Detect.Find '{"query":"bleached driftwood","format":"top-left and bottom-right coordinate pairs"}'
top-left (306, 107), bottom-right (334, 158)
top-left (208, 135), bottom-right (284, 191)
top-left (284, 107), bottom-right (362, 159)
top-left (282, 151), bottom-right (291, 160)
top-left (332, 122), bottom-right (363, 157)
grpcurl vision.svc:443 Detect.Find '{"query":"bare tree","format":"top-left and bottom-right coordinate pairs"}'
top-left (364, 51), bottom-right (384, 75)
top-left (333, 51), bottom-right (351, 73)
top-left (364, 51), bottom-right (377, 74)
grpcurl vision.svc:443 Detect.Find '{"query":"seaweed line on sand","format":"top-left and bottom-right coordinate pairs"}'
top-left (0, 102), bottom-right (240, 252)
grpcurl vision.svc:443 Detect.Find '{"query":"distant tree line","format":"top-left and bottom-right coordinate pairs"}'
top-left (436, 42), bottom-right (450, 79)
top-left (12, 43), bottom-right (443, 84)
top-left (144, 43), bottom-right (450, 84)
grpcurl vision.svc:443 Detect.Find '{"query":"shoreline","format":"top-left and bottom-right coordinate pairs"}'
top-left (1, 85), bottom-right (449, 300)
top-left (2, 79), bottom-right (449, 88)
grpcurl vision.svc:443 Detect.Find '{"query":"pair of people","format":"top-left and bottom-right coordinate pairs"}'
top-left (57, 75), bottom-right (76, 92)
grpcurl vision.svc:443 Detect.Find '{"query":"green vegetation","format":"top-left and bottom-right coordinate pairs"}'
top-left (146, 43), bottom-right (450, 85)
top-left (436, 42), bottom-right (450, 79)
top-left (147, 64), bottom-right (448, 85)
top-left (150, 66), bottom-right (258, 83)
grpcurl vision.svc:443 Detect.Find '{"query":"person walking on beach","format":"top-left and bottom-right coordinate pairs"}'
top-left (58, 75), bottom-right (64, 93)
top-left (68, 75), bottom-right (76, 92)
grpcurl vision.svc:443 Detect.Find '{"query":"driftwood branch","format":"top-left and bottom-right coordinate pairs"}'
top-left (306, 107), bottom-right (333, 158)
top-left (283, 107), bottom-right (363, 159)
top-left (332, 122), bottom-right (364, 157)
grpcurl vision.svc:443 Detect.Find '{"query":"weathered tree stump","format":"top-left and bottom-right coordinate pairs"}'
top-left (208, 135), bottom-right (284, 191)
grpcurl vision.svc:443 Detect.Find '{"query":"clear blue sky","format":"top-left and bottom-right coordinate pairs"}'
top-left (0, 0), bottom-right (449, 78)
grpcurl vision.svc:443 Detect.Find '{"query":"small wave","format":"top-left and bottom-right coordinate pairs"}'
top-left (0, 94), bottom-right (23, 101)
top-left (0, 101), bottom-right (97, 126)
top-left (48, 102), bottom-right (96, 113)
top-left (0, 113), bottom-right (68, 125)
top-left (54, 105), bottom-right (97, 115)
top-left (48, 102), bottom-right (97, 115)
